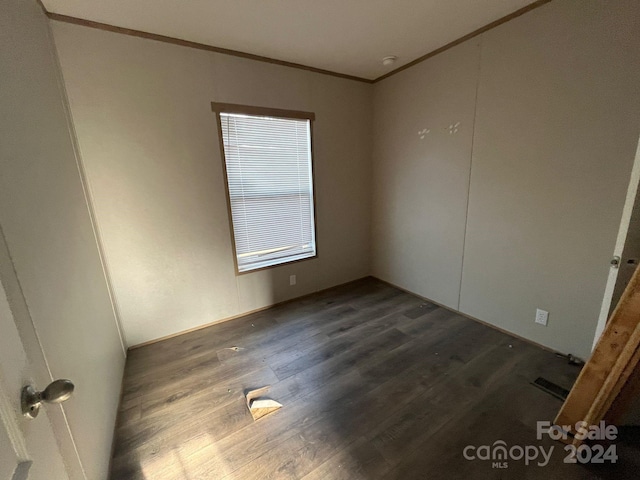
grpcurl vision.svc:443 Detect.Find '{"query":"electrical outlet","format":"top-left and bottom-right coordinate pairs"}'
top-left (535, 309), bottom-right (549, 326)
top-left (289, 275), bottom-right (296, 286)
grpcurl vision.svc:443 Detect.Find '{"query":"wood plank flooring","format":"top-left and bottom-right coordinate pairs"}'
top-left (110, 278), bottom-right (639, 479)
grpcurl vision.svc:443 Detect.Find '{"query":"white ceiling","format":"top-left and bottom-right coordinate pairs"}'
top-left (42, 0), bottom-right (537, 80)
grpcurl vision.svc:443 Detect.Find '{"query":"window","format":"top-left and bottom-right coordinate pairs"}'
top-left (213, 103), bottom-right (317, 273)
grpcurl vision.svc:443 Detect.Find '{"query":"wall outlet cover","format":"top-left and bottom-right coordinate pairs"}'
top-left (289, 275), bottom-right (296, 286)
top-left (535, 308), bottom-right (549, 326)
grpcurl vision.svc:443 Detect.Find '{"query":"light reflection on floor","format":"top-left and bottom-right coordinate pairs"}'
top-left (140, 432), bottom-right (233, 479)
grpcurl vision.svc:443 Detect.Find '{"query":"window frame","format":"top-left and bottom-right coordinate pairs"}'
top-left (212, 102), bottom-right (319, 275)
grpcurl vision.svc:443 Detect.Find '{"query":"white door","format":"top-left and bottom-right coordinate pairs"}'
top-left (609, 184), bottom-right (640, 313)
top-left (0, 273), bottom-right (70, 479)
top-left (593, 136), bottom-right (640, 349)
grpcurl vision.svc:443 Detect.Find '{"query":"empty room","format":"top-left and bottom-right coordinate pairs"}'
top-left (2, 0), bottom-right (640, 478)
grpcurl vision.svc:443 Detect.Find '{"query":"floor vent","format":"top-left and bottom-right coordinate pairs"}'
top-left (531, 377), bottom-right (570, 401)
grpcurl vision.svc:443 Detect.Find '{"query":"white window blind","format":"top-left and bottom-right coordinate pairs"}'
top-left (219, 112), bottom-right (316, 273)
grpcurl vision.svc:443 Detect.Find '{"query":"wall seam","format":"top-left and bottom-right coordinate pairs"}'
top-left (456, 34), bottom-right (484, 311)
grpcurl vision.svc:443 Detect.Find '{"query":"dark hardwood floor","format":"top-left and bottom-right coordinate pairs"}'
top-left (110, 278), bottom-right (639, 479)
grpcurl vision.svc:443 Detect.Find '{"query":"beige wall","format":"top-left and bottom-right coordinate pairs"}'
top-left (0, 0), bottom-right (126, 478)
top-left (49, 0), bottom-right (640, 360)
top-left (51, 22), bottom-right (373, 346)
top-left (372, 0), bottom-right (640, 359)
top-left (372, 38), bottom-right (480, 310)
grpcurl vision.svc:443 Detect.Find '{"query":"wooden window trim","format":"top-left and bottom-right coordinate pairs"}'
top-left (211, 102), bottom-right (315, 121)
top-left (212, 103), bottom-right (319, 276)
